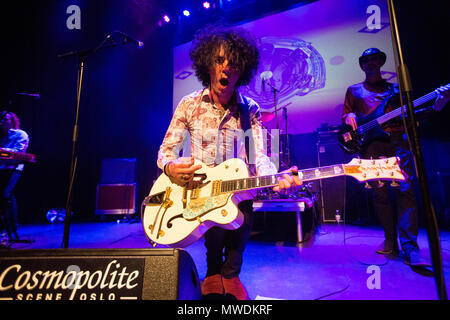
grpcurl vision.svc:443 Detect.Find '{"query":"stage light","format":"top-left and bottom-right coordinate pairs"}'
top-left (203, 2), bottom-right (211, 9)
top-left (163, 15), bottom-right (170, 23)
top-left (183, 10), bottom-right (190, 17)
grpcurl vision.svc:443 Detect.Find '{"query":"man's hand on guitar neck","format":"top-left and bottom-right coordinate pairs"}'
top-left (273, 166), bottom-right (303, 194)
top-left (433, 85), bottom-right (450, 111)
top-left (164, 156), bottom-right (202, 186)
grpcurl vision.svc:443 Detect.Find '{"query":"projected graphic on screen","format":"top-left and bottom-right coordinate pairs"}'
top-left (173, 0), bottom-right (396, 134)
top-left (240, 37), bottom-right (326, 109)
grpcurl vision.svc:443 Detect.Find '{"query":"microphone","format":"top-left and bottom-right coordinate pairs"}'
top-left (113, 30), bottom-right (144, 49)
top-left (16, 93), bottom-right (40, 100)
top-left (260, 71), bottom-right (273, 92)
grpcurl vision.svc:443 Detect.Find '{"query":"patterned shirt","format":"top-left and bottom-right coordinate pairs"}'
top-left (157, 88), bottom-right (277, 176)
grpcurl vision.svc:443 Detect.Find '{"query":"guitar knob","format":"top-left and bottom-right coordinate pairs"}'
top-left (364, 182), bottom-right (372, 189)
top-left (377, 181), bottom-right (385, 188)
top-left (391, 180), bottom-right (400, 187)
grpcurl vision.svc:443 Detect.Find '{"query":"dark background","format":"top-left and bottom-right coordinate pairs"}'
top-left (1, 1), bottom-right (449, 228)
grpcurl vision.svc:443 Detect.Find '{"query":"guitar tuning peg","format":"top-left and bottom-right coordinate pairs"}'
top-left (364, 182), bottom-right (372, 189)
top-left (377, 181), bottom-right (385, 188)
top-left (391, 180), bottom-right (400, 187)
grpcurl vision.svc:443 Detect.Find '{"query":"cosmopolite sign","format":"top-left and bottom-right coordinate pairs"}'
top-left (0, 258), bottom-right (145, 300)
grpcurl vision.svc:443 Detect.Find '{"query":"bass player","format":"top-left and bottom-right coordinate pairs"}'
top-left (342, 48), bottom-right (449, 266)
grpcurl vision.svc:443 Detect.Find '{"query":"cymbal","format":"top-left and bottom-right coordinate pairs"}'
top-left (260, 111), bottom-right (274, 123)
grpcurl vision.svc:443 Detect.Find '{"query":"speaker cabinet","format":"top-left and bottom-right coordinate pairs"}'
top-left (96, 158), bottom-right (137, 215)
top-left (96, 184), bottom-right (136, 215)
top-left (100, 158), bottom-right (136, 184)
top-left (0, 248), bottom-right (201, 300)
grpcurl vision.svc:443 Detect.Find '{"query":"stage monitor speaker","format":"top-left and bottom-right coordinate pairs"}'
top-left (317, 133), bottom-right (346, 222)
top-left (0, 248), bottom-right (201, 300)
top-left (100, 158), bottom-right (136, 184)
top-left (96, 183), bottom-right (136, 215)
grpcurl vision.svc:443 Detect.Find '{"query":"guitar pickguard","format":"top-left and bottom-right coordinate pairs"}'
top-left (182, 193), bottom-right (232, 220)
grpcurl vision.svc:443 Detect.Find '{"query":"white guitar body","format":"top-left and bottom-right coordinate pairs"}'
top-left (142, 156), bottom-right (406, 248)
top-left (142, 159), bottom-right (253, 248)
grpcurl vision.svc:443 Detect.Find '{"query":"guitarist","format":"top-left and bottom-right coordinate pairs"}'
top-left (157, 26), bottom-right (302, 299)
top-left (342, 48), bottom-right (449, 267)
top-left (0, 111), bottom-right (30, 245)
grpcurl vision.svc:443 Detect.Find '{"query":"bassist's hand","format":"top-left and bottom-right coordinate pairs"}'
top-left (273, 166), bottom-right (303, 194)
top-left (165, 156), bottom-right (202, 186)
top-left (344, 113), bottom-right (358, 130)
top-left (433, 85), bottom-right (450, 111)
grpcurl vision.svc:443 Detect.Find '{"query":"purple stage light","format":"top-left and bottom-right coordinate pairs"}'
top-left (163, 15), bottom-right (170, 23)
top-left (203, 2), bottom-right (211, 9)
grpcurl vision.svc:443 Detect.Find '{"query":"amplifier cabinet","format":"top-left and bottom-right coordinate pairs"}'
top-left (96, 183), bottom-right (136, 215)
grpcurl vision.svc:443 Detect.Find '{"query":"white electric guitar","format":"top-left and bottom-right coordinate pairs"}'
top-left (142, 157), bottom-right (406, 247)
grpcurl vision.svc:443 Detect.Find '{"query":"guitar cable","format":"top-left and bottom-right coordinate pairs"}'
top-left (314, 177), bottom-right (393, 300)
top-left (342, 177), bottom-right (391, 267)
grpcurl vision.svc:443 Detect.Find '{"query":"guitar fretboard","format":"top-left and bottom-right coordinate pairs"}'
top-left (220, 164), bottom-right (345, 193)
top-left (360, 90), bottom-right (437, 132)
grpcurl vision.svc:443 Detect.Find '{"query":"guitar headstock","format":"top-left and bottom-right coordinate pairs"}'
top-left (343, 157), bottom-right (407, 182)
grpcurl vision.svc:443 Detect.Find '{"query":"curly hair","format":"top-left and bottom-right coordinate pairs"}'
top-left (189, 25), bottom-right (259, 88)
top-left (0, 111), bottom-right (20, 129)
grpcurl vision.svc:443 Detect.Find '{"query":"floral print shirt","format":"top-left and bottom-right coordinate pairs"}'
top-left (157, 88), bottom-right (277, 176)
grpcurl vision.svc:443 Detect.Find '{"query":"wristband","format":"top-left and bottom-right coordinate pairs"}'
top-left (164, 163), bottom-right (171, 176)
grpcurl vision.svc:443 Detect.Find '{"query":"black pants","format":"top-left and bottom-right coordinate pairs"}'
top-left (363, 132), bottom-right (419, 253)
top-left (204, 200), bottom-right (253, 279)
top-left (0, 169), bottom-right (21, 241)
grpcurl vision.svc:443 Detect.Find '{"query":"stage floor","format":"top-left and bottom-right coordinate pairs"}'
top-left (3, 220), bottom-right (450, 300)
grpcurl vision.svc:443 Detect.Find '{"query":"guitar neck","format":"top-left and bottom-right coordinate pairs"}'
top-left (372, 90), bottom-right (437, 126)
top-left (220, 164), bottom-right (344, 193)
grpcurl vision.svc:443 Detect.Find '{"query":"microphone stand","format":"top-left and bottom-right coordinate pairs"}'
top-left (387, 0), bottom-right (446, 300)
top-left (57, 33), bottom-right (131, 249)
top-left (263, 80), bottom-right (291, 169)
top-left (282, 106), bottom-right (290, 168)
top-left (264, 81), bottom-right (285, 170)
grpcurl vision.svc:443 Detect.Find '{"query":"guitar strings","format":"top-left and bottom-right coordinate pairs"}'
top-left (357, 91), bottom-right (437, 134)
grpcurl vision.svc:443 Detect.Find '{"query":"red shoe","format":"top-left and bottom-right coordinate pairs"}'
top-left (222, 276), bottom-right (249, 300)
top-left (201, 274), bottom-right (224, 296)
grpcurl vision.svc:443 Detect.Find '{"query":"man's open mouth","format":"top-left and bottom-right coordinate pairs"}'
top-left (219, 78), bottom-right (229, 86)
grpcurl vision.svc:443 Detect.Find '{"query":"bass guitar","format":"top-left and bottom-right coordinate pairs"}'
top-left (338, 84), bottom-right (450, 154)
top-left (142, 157), bottom-right (406, 247)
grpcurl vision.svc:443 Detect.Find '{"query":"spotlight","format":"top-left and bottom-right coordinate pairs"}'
top-left (203, 1), bottom-right (211, 9)
top-left (182, 9), bottom-right (190, 17)
top-left (163, 15), bottom-right (170, 23)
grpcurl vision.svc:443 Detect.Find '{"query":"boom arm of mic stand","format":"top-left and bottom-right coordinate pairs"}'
top-left (388, 0), bottom-right (447, 300)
